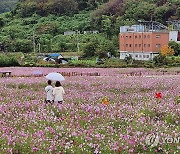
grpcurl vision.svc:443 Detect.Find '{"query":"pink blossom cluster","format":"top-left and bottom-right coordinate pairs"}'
top-left (0, 67), bottom-right (179, 153)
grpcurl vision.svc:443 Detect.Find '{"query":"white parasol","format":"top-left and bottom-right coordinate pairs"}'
top-left (45, 72), bottom-right (65, 81)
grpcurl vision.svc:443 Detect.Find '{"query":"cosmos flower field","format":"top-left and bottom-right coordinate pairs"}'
top-left (0, 67), bottom-right (179, 153)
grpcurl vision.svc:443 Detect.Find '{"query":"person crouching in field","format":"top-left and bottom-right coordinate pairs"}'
top-left (53, 81), bottom-right (65, 104)
top-left (45, 80), bottom-right (54, 103)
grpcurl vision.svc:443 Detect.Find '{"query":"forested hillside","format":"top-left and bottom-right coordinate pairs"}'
top-left (0, 0), bottom-right (179, 54)
top-left (12, 0), bottom-right (108, 17)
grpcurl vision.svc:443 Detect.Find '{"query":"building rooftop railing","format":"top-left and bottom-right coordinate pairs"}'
top-left (166, 20), bottom-right (180, 30)
top-left (120, 20), bottom-right (174, 33)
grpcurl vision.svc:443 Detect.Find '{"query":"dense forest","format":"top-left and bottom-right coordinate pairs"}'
top-left (12, 0), bottom-right (109, 17)
top-left (0, 0), bottom-right (179, 55)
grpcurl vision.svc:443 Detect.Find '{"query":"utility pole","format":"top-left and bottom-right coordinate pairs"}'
top-left (150, 14), bottom-right (154, 31)
top-left (77, 42), bottom-right (80, 53)
top-left (33, 31), bottom-right (36, 53)
top-left (76, 31), bottom-right (80, 52)
top-left (50, 39), bottom-right (52, 52)
top-left (38, 43), bottom-right (41, 53)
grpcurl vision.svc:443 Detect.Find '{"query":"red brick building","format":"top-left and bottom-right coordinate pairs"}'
top-left (119, 24), bottom-right (169, 60)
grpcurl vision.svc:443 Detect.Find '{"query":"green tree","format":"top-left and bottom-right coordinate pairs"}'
top-left (101, 15), bottom-right (112, 39)
top-left (175, 7), bottom-right (180, 18)
top-left (38, 34), bottom-right (52, 52)
top-left (169, 41), bottom-right (180, 56)
top-left (154, 4), bottom-right (170, 23)
top-left (75, 0), bottom-right (99, 11)
top-left (83, 40), bottom-right (98, 57)
top-left (96, 40), bottom-right (116, 58)
top-left (0, 18), bottom-right (5, 27)
top-left (22, 2), bottom-right (36, 17)
top-left (123, 1), bottom-right (155, 21)
top-left (49, 0), bottom-right (78, 15)
top-left (15, 39), bottom-right (32, 52)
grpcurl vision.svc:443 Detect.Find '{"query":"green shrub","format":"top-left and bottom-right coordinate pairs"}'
top-left (0, 55), bottom-right (20, 67)
top-left (153, 54), bottom-right (168, 66)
